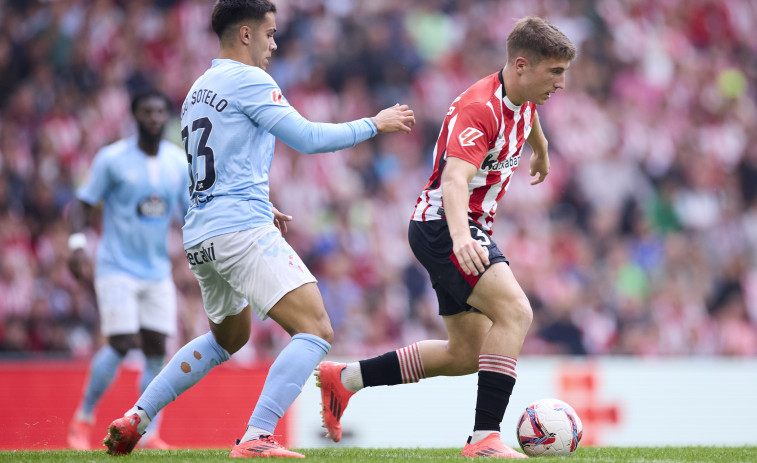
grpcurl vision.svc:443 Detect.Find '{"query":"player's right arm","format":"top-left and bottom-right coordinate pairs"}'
top-left (67, 148), bottom-right (110, 282)
top-left (268, 104), bottom-right (414, 155)
top-left (371, 104), bottom-right (415, 134)
top-left (440, 100), bottom-right (498, 276)
top-left (67, 199), bottom-right (94, 282)
top-left (239, 68), bottom-right (413, 154)
top-left (442, 158), bottom-right (489, 276)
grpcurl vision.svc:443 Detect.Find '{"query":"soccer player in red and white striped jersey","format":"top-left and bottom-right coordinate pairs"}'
top-left (412, 67), bottom-right (538, 232)
top-left (317, 16), bottom-right (576, 458)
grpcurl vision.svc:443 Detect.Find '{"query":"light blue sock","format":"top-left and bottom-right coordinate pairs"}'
top-left (140, 355), bottom-right (165, 436)
top-left (81, 345), bottom-right (124, 415)
top-left (136, 332), bottom-right (230, 419)
top-left (247, 333), bottom-right (331, 436)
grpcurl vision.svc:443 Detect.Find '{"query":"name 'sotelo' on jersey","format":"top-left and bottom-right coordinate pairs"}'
top-left (181, 88), bottom-right (228, 117)
top-left (481, 153), bottom-right (521, 171)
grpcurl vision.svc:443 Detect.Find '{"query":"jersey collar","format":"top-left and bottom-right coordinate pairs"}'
top-left (498, 68), bottom-right (523, 111)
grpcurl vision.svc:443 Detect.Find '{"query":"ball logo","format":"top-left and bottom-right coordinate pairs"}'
top-left (271, 89), bottom-right (284, 105)
top-left (459, 127), bottom-right (484, 147)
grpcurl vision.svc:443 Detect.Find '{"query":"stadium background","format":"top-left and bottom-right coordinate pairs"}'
top-left (1, 0), bottom-right (756, 450)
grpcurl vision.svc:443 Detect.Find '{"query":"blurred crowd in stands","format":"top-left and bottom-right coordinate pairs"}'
top-left (1, 0), bottom-right (756, 360)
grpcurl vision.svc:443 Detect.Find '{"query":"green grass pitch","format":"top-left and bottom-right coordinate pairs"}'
top-left (2, 447), bottom-right (757, 462)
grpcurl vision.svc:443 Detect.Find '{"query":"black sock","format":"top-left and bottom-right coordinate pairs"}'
top-left (359, 351), bottom-right (402, 387)
top-left (473, 370), bottom-right (516, 432)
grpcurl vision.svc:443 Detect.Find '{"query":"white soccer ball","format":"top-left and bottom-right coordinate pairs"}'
top-left (516, 398), bottom-right (583, 457)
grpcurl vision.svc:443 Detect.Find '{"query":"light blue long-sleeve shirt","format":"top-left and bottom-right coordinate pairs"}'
top-left (180, 59), bottom-right (377, 248)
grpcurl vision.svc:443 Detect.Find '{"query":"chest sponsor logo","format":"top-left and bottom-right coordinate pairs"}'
top-left (459, 127), bottom-right (484, 147)
top-left (481, 153), bottom-right (520, 171)
top-left (137, 195), bottom-right (168, 218)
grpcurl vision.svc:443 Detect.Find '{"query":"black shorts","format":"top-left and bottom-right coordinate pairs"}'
top-left (408, 219), bottom-right (509, 316)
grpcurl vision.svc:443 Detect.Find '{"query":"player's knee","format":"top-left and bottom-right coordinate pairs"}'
top-left (218, 330), bottom-right (250, 354)
top-left (141, 347), bottom-right (166, 358)
top-left (508, 296), bottom-right (533, 332)
top-left (142, 343), bottom-right (167, 357)
top-left (444, 341), bottom-right (481, 375)
top-left (140, 330), bottom-right (167, 357)
top-left (300, 309), bottom-right (334, 344)
top-left (456, 350), bottom-right (480, 375)
top-left (311, 321), bottom-right (334, 344)
top-left (109, 334), bottom-right (138, 356)
top-left (488, 296), bottom-right (532, 334)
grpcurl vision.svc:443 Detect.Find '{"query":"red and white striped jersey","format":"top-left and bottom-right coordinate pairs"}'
top-left (411, 71), bottom-right (536, 234)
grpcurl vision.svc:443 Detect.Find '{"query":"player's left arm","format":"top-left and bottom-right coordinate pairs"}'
top-left (526, 110), bottom-right (549, 185)
top-left (271, 206), bottom-right (292, 234)
top-left (177, 157), bottom-right (192, 220)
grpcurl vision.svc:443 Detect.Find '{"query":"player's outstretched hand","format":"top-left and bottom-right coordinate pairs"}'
top-left (272, 206), bottom-right (293, 234)
top-left (372, 104), bottom-right (415, 134)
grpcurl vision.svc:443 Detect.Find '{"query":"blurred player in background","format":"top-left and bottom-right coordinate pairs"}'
top-left (67, 89), bottom-right (189, 450)
top-left (317, 16), bottom-right (576, 458)
top-left (103, 0), bottom-right (414, 458)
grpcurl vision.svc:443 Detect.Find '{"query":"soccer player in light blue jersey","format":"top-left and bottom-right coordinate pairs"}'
top-left (67, 89), bottom-right (189, 451)
top-left (103, 0), bottom-right (415, 458)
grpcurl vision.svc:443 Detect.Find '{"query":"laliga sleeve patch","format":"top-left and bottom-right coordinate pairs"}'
top-left (459, 127), bottom-right (484, 146)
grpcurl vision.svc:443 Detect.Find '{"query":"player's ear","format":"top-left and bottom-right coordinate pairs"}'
top-left (239, 25), bottom-right (251, 45)
top-left (514, 56), bottom-right (529, 74)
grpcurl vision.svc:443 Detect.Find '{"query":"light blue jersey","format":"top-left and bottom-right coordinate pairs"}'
top-left (77, 137), bottom-right (190, 280)
top-left (180, 59), bottom-right (377, 248)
